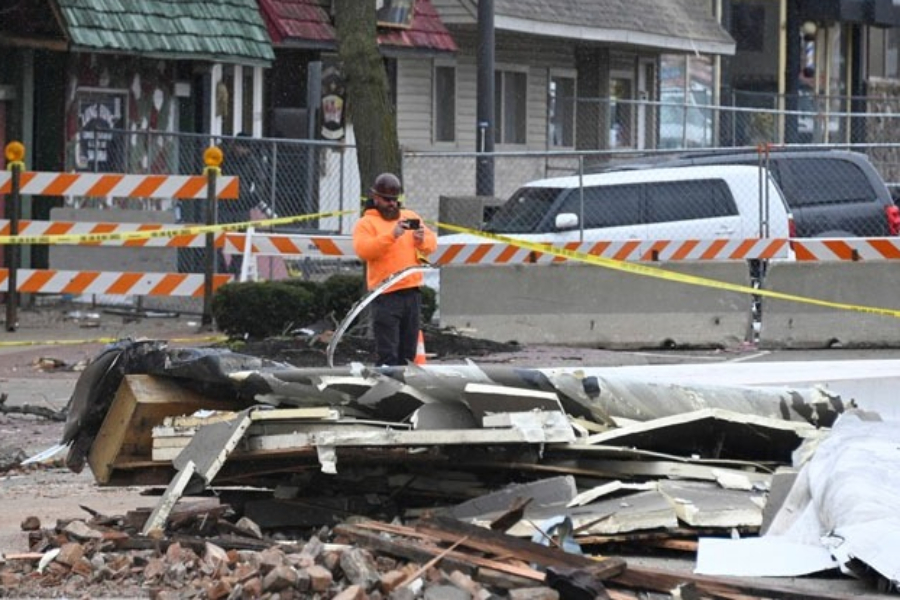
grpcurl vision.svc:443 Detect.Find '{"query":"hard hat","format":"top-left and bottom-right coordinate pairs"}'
top-left (371, 172), bottom-right (402, 199)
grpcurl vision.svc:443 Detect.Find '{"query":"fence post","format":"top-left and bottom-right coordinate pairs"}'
top-left (201, 145), bottom-right (223, 328)
top-left (4, 141), bottom-right (25, 332)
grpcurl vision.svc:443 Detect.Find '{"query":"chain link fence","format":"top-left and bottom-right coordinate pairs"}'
top-left (60, 130), bottom-right (364, 313)
top-left (55, 92), bottom-right (900, 313)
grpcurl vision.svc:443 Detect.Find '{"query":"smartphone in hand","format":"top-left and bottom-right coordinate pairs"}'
top-left (404, 218), bottom-right (421, 230)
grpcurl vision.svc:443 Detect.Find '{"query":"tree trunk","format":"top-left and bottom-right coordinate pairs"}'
top-left (333, 0), bottom-right (402, 195)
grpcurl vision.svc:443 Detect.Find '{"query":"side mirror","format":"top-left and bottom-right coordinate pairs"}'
top-left (555, 212), bottom-right (579, 230)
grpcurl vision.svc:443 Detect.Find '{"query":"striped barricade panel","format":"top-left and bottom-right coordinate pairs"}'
top-left (431, 238), bottom-right (792, 265)
top-left (222, 232), bottom-right (358, 259)
top-left (0, 270), bottom-right (232, 296)
top-left (791, 238), bottom-right (900, 261)
top-left (0, 219), bottom-right (217, 247)
top-left (0, 171), bottom-right (238, 199)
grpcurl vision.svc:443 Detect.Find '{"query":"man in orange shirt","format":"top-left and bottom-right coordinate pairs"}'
top-left (353, 172), bottom-right (437, 366)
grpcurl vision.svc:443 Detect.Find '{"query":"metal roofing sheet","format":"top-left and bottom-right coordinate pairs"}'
top-left (55, 0), bottom-right (274, 65)
top-left (260, 0), bottom-right (456, 53)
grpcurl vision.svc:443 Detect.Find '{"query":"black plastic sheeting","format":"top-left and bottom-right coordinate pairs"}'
top-left (61, 341), bottom-right (292, 472)
top-left (62, 340), bottom-right (167, 472)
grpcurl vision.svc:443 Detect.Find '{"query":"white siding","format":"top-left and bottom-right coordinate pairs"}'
top-left (446, 30), bottom-right (575, 153)
top-left (456, 54), bottom-right (478, 150)
top-left (431, 0), bottom-right (475, 24)
top-left (398, 30), bottom-right (581, 222)
top-left (397, 58), bottom-right (434, 149)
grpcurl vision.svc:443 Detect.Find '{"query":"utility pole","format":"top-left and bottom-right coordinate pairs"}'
top-left (476, 0), bottom-right (494, 197)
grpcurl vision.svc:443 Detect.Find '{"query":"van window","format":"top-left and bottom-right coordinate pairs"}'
top-left (486, 187), bottom-right (562, 233)
top-left (777, 158), bottom-right (874, 206)
top-left (558, 184), bottom-right (643, 228)
top-left (644, 179), bottom-right (737, 223)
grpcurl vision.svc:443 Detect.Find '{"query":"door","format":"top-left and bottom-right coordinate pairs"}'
top-left (637, 58), bottom-right (656, 150)
top-left (610, 70), bottom-right (635, 149)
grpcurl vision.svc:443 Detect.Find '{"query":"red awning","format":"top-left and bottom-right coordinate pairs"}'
top-left (258, 0), bottom-right (457, 53)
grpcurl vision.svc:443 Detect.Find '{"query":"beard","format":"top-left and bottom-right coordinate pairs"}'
top-left (376, 204), bottom-right (401, 220)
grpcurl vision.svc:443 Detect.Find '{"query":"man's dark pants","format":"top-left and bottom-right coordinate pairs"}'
top-left (371, 288), bottom-right (421, 366)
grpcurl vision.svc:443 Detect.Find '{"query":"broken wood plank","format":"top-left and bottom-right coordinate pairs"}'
top-left (334, 523), bottom-right (545, 581)
top-left (141, 459), bottom-right (197, 536)
top-left (242, 414), bottom-right (575, 453)
top-left (0, 394), bottom-right (65, 421)
top-left (88, 375), bottom-right (234, 483)
top-left (412, 515), bottom-right (626, 577)
top-left (611, 563), bottom-right (854, 600)
top-left (575, 527), bottom-right (758, 546)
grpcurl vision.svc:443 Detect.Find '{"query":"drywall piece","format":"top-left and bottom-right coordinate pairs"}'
top-left (173, 409), bottom-right (253, 483)
top-left (501, 490), bottom-right (679, 537)
top-left (658, 480), bottom-right (764, 528)
top-left (449, 476), bottom-right (578, 521)
top-left (568, 481), bottom-right (658, 508)
top-left (462, 383), bottom-right (563, 422)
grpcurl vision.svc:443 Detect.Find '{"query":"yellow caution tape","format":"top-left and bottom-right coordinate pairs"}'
top-left (0, 209), bottom-right (355, 245)
top-left (432, 220), bottom-right (900, 319)
top-left (0, 334), bottom-right (228, 348)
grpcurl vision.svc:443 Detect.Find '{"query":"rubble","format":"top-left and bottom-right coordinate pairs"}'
top-left (1, 339), bottom-right (896, 598)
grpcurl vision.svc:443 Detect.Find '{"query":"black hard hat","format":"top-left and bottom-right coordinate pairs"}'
top-left (371, 172), bottom-right (402, 199)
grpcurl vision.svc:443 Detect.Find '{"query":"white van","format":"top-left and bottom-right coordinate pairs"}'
top-left (451, 164), bottom-right (792, 244)
top-left (427, 165), bottom-right (792, 298)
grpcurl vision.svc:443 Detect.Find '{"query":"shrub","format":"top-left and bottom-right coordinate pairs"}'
top-left (212, 276), bottom-right (438, 338)
top-left (212, 281), bottom-right (319, 338)
top-left (421, 285), bottom-right (437, 325)
top-left (320, 273), bottom-right (366, 318)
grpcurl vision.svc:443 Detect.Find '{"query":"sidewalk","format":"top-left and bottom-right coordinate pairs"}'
top-left (0, 302), bottom-right (221, 351)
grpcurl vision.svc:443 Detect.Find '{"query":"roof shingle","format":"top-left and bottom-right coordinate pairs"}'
top-left (56, 0), bottom-right (275, 65)
top-left (491, 0), bottom-right (734, 54)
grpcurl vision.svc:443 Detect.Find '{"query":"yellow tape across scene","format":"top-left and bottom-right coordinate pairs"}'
top-left (0, 335), bottom-right (228, 348)
top-left (0, 210), bottom-right (355, 246)
top-left (433, 220), bottom-right (900, 319)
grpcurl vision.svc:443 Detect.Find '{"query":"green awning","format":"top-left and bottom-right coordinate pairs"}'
top-left (56, 0), bottom-right (274, 66)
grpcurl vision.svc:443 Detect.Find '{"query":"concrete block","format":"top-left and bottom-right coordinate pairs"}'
top-left (759, 262), bottom-right (900, 348)
top-left (438, 196), bottom-right (502, 232)
top-left (439, 262), bottom-right (752, 349)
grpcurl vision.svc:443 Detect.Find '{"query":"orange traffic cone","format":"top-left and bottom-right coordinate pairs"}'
top-left (414, 330), bottom-right (427, 365)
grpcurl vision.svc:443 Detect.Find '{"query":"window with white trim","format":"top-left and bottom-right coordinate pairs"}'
top-left (433, 63), bottom-right (456, 143)
top-left (494, 69), bottom-right (527, 144)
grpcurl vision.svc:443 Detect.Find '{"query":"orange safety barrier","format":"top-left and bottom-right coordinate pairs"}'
top-left (0, 171), bottom-right (237, 199)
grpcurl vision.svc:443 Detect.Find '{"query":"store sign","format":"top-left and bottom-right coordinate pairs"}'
top-left (77, 92), bottom-right (125, 170)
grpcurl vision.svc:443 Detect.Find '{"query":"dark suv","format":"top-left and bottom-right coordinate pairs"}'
top-left (601, 149), bottom-right (900, 237)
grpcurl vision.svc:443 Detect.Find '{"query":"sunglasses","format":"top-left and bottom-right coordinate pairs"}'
top-left (377, 195), bottom-right (399, 203)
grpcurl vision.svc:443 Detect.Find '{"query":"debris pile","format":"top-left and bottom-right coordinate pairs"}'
top-left (2, 339), bottom-right (895, 597)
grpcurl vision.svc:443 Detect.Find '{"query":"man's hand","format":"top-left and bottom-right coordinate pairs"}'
top-left (393, 221), bottom-right (406, 239)
top-left (413, 228), bottom-right (425, 244)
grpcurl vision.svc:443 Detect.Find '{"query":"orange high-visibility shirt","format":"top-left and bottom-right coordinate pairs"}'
top-left (352, 207), bottom-right (437, 292)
